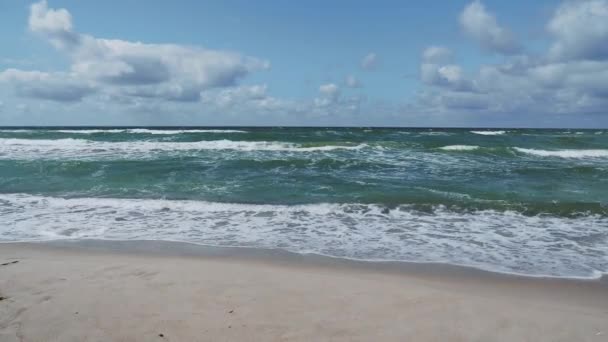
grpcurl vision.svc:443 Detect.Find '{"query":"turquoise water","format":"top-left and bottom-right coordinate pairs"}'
top-left (1, 127), bottom-right (607, 278)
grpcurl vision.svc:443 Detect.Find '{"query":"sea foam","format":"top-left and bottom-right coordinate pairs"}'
top-left (470, 130), bottom-right (506, 135)
top-left (439, 145), bottom-right (480, 151)
top-left (57, 129), bottom-right (248, 134)
top-left (514, 147), bottom-right (608, 158)
top-left (0, 138), bottom-right (368, 160)
top-left (0, 193), bottom-right (606, 279)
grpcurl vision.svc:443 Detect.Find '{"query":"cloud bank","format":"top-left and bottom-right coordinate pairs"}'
top-left (2, 0), bottom-right (269, 104)
top-left (417, 0), bottom-right (608, 121)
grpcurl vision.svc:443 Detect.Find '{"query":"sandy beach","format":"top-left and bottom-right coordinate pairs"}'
top-left (0, 241), bottom-right (606, 341)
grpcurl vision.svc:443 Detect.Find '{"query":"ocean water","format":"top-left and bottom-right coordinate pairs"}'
top-left (0, 127), bottom-right (607, 278)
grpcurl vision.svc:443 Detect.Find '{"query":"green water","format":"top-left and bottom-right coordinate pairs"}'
top-left (0, 127), bottom-right (607, 277)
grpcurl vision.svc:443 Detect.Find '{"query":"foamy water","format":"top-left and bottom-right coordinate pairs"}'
top-left (470, 130), bottom-right (506, 136)
top-left (514, 147), bottom-right (608, 159)
top-left (1, 193), bottom-right (606, 278)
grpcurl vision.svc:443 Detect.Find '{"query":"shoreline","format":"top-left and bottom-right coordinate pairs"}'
top-left (1, 240), bottom-right (608, 341)
top-left (3, 239), bottom-right (607, 282)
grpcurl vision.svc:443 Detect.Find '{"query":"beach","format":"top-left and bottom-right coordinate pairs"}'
top-left (1, 241), bottom-right (607, 342)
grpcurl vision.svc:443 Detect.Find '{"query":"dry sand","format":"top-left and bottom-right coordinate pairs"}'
top-left (1, 241), bottom-right (607, 342)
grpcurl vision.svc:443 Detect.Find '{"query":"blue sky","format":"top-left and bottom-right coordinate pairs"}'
top-left (1, 0), bottom-right (607, 127)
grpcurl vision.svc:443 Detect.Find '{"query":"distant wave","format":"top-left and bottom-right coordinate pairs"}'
top-left (439, 145), bottom-right (480, 151)
top-left (470, 130), bottom-right (506, 136)
top-left (0, 138), bottom-right (368, 160)
top-left (59, 129), bottom-right (248, 134)
top-left (126, 129), bottom-right (247, 134)
top-left (514, 147), bottom-right (608, 158)
top-left (0, 129), bottom-right (246, 134)
top-left (1, 193), bottom-right (606, 279)
top-left (419, 131), bottom-right (452, 136)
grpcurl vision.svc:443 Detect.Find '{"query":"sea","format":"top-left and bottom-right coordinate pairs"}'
top-left (0, 127), bottom-right (607, 279)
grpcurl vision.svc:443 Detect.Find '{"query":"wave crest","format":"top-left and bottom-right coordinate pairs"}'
top-left (439, 145), bottom-right (480, 151)
top-left (471, 130), bottom-right (506, 136)
top-left (0, 138), bottom-right (368, 160)
top-left (514, 147), bottom-right (608, 158)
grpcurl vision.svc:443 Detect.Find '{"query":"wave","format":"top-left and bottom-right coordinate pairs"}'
top-left (514, 147), bottom-right (608, 158)
top-left (127, 129), bottom-right (247, 134)
top-left (0, 138), bottom-right (368, 160)
top-left (58, 129), bottom-right (248, 134)
top-left (56, 129), bottom-right (126, 134)
top-left (470, 130), bottom-right (506, 136)
top-left (439, 145), bottom-right (480, 151)
top-left (0, 129), bottom-right (247, 134)
top-left (0, 193), bottom-right (606, 279)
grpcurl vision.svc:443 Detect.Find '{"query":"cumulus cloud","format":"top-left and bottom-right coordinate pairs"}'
top-left (28, 0), bottom-right (80, 49)
top-left (547, 0), bottom-right (608, 61)
top-left (417, 0), bottom-right (608, 118)
top-left (459, 1), bottom-right (520, 55)
top-left (420, 47), bottom-right (474, 92)
top-left (1, 1), bottom-right (269, 103)
top-left (360, 52), bottom-right (378, 70)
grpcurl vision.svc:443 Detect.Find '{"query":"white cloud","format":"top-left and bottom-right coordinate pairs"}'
top-left (0, 68), bottom-right (95, 102)
top-left (315, 83), bottom-right (340, 107)
top-left (420, 47), bottom-right (474, 92)
top-left (459, 1), bottom-right (520, 55)
top-left (319, 83), bottom-right (340, 97)
top-left (417, 0), bottom-right (608, 119)
top-left (1, 1), bottom-right (269, 103)
top-left (28, 0), bottom-right (80, 49)
top-left (202, 84), bottom-right (270, 107)
top-left (547, 0), bottom-right (608, 61)
top-left (360, 52), bottom-right (378, 70)
top-left (344, 75), bottom-right (361, 88)
top-left (422, 46), bottom-right (453, 64)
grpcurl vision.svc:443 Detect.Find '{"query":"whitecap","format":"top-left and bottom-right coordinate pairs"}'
top-left (439, 145), bottom-right (480, 151)
top-left (514, 147), bottom-right (608, 158)
top-left (0, 138), bottom-right (368, 160)
top-left (54, 129), bottom-right (247, 134)
top-left (470, 130), bottom-right (506, 136)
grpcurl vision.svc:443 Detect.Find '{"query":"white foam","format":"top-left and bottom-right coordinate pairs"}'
top-left (54, 129), bottom-right (247, 134)
top-left (440, 145), bottom-right (480, 151)
top-left (470, 130), bottom-right (506, 136)
top-left (0, 193), bottom-right (606, 278)
top-left (0, 138), bottom-right (368, 160)
top-left (514, 147), bottom-right (608, 158)
top-left (56, 129), bottom-right (126, 134)
top-left (126, 129), bottom-right (247, 134)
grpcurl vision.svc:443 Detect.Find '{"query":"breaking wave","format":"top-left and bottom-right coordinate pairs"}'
top-left (439, 145), bottom-right (480, 151)
top-left (0, 138), bottom-right (368, 160)
top-left (0, 193), bottom-right (606, 279)
top-left (514, 147), bottom-right (608, 159)
top-left (471, 130), bottom-right (506, 136)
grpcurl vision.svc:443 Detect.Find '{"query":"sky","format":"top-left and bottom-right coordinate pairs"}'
top-left (0, 0), bottom-right (607, 127)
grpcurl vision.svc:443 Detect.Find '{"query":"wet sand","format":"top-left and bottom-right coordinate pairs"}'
top-left (1, 240), bottom-right (607, 341)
